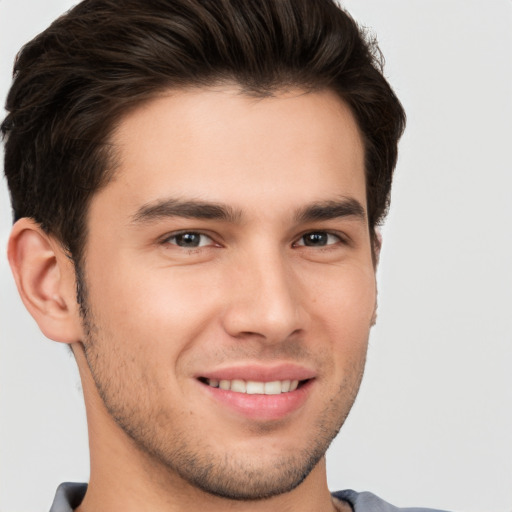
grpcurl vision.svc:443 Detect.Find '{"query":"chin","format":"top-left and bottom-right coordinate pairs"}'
top-left (167, 446), bottom-right (324, 501)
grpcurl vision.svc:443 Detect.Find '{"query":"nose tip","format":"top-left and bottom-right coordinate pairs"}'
top-left (221, 259), bottom-right (305, 343)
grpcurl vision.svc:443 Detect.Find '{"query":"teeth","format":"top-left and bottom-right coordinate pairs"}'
top-left (205, 378), bottom-right (301, 394)
top-left (231, 379), bottom-right (246, 393)
top-left (246, 381), bottom-right (264, 394)
top-left (264, 381), bottom-right (282, 395)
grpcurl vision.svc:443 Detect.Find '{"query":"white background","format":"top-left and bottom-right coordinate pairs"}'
top-left (1, 1), bottom-right (511, 511)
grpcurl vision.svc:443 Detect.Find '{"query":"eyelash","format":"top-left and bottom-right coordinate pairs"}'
top-left (161, 230), bottom-right (347, 250)
top-left (161, 231), bottom-right (216, 249)
top-left (293, 231), bottom-right (345, 248)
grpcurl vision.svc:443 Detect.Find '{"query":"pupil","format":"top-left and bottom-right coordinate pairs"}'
top-left (304, 232), bottom-right (327, 246)
top-left (177, 233), bottom-right (200, 247)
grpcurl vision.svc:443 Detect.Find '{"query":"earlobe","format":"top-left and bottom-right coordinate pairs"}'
top-left (8, 218), bottom-right (83, 344)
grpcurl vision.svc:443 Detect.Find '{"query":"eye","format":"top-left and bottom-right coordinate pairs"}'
top-left (164, 232), bottom-right (214, 248)
top-left (295, 231), bottom-right (342, 247)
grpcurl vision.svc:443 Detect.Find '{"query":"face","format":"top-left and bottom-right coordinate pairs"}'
top-left (78, 86), bottom-right (376, 500)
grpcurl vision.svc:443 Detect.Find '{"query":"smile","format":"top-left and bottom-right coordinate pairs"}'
top-left (197, 370), bottom-right (314, 420)
top-left (202, 378), bottom-right (301, 394)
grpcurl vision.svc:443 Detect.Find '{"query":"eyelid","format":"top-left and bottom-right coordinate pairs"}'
top-left (293, 230), bottom-right (347, 247)
top-left (160, 230), bottom-right (217, 248)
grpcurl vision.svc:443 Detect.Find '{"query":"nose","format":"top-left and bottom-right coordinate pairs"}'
top-left (221, 249), bottom-right (306, 344)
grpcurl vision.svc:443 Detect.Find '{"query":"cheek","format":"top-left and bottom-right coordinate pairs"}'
top-left (84, 259), bottom-right (225, 356)
top-left (309, 262), bottom-right (376, 321)
top-left (307, 263), bottom-right (376, 354)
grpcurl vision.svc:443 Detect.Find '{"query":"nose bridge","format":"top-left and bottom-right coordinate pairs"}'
top-left (222, 244), bottom-right (304, 341)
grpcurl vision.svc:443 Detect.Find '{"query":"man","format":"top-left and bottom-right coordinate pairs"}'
top-left (2, 0), bottom-right (450, 510)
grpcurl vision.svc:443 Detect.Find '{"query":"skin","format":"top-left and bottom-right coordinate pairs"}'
top-left (9, 86), bottom-right (376, 512)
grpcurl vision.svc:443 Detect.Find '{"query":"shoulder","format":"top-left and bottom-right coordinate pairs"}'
top-left (49, 483), bottom-right (87, 512)
top-left (333, 489), bottom-right (452, 512)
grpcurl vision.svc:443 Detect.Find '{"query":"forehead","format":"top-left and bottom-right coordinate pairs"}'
top-left (96, 86), bottom-right (366, 221)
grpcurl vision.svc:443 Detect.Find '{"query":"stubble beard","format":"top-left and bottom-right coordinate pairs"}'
top-left (77, 273), bottom-right (366, 501)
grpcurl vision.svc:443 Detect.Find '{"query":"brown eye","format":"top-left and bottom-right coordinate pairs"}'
top-left (297, 232), bottom-right (340, 247)
top-left (166, 232), bottom-right (213, 248)
top-left (303, 232), bottom-right (327, 246)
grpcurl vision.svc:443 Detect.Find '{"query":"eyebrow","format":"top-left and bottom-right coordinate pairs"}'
top-left (294, 198), bottom-right (366, 224)
top-left (130, 196), bottom-right (366, 225)
top-left (131, 198), bottom-right (242, 224)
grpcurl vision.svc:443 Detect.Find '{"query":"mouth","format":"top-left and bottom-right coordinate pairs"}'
top-left (198, 377), bottom-right (306, 395)
top-left (195, 365), bottom-right (315, 421)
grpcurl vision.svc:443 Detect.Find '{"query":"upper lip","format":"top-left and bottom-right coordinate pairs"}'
top-left (196, 363), bottom-right (316, 382)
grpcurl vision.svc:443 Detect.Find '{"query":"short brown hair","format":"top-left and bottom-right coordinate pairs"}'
top-left (2, 0), bottom-right (405, 265)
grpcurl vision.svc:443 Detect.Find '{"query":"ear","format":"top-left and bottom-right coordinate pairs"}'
top-left (7, 218), bottom-right (83, 344)
top-left (370, 229), bottom-right (382, 326)
top-left (370, 295), bottom-right (378, 327)
top-left (372, 228), bottom-right (382, 267)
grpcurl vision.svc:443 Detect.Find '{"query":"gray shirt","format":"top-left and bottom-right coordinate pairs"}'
top-left (49, 482), bottom-right (451, 511)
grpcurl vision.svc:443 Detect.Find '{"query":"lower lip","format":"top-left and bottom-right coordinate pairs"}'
top-left (199, 380), bottom-right (313, 421)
